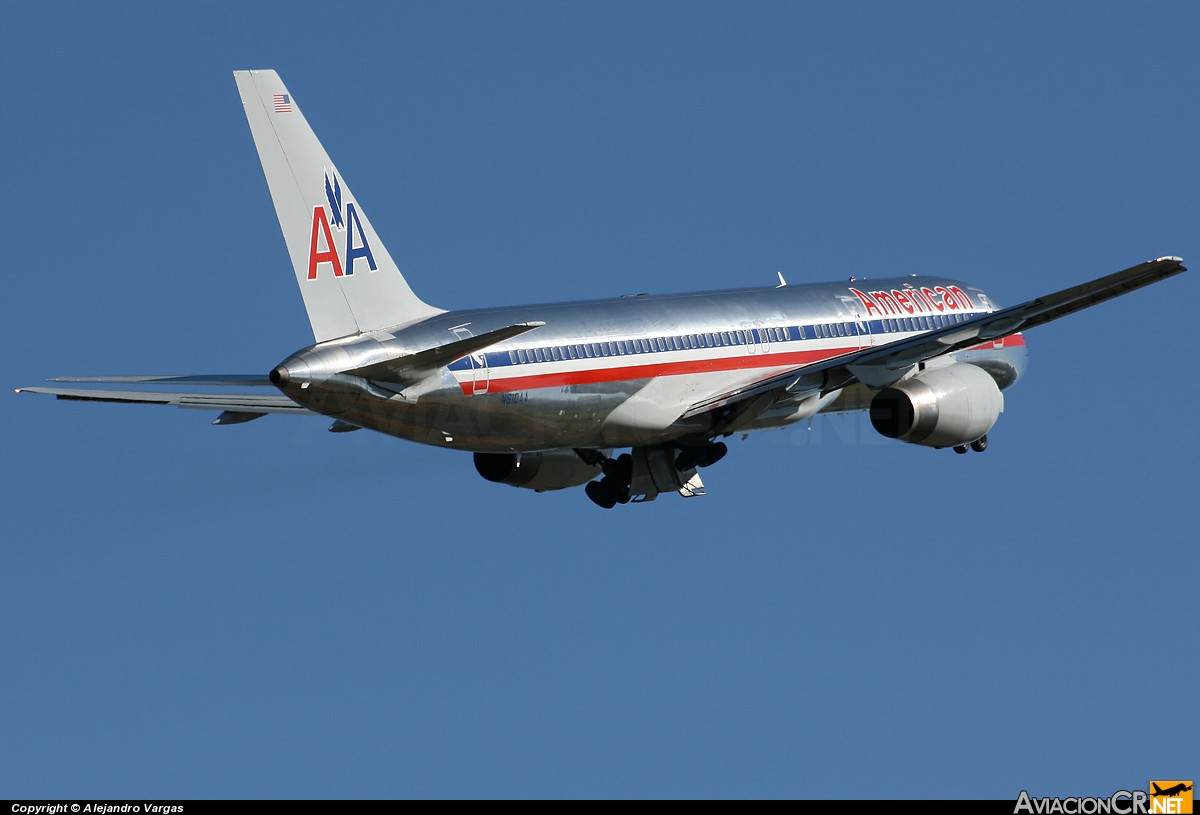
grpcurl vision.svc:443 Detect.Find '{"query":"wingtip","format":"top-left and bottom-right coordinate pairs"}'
top-left (1154, 256), bottom-right (1187, 273)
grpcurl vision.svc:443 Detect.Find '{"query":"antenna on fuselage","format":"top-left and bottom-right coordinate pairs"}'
top-left (776, 272), bottom-right (787, 287)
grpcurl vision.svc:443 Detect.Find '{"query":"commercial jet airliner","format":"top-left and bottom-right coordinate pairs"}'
top-left (16, 70), bottom-right (1186, 508)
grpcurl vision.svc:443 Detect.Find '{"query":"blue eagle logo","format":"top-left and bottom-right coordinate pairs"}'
top-left (324, 171), bottom-right (344, 230)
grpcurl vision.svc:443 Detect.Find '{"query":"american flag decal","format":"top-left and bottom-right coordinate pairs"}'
top-left (273, 94), bottom-right (292, 113)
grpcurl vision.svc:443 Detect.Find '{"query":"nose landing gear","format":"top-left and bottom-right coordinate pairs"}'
top-left (953, 434), bottom-right (988, 455)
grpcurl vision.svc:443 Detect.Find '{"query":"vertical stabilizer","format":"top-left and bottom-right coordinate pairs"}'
top-left (233, 69), bottom-right (442, 342)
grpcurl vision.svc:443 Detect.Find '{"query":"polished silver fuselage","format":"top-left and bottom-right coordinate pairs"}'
top-left (274, 276), bottom-right (1028, 452)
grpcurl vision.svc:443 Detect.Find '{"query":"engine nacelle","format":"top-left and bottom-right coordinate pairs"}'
top-left (474, 450), bottom-right (601, 492)
top-left (869, 363), bottom-right (1003, 448)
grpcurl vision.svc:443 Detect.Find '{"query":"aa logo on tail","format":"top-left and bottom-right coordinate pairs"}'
top-left (1150, 781), bottom-right (1193, 814)
top-left (307, 170), bottom-right (377, 280)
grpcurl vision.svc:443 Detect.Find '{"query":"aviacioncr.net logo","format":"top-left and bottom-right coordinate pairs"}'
top-left (1014, 789), bottom-right (1148, 814)
top-left (1015, 784), bottom-right (1194, 815)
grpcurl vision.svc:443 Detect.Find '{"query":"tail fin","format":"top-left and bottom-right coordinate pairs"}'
top-left (233, 70), bottom-right (442, 342)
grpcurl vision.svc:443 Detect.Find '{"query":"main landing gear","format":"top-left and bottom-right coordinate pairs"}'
top-left (585, 453), bottom-right (634, 509)
top-left (952, 434), bottom-right (989, 455)
top-left (585, 441), bottom-right (727, 509)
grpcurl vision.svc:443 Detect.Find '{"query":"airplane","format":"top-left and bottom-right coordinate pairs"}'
top-left (1152, 783), bottom-right (1193, 798)
top-left (15, 70), bottom-right (1187, 508)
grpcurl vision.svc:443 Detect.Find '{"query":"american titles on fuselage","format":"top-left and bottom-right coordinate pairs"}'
top-left (849, 284), bottom-right (974, 316)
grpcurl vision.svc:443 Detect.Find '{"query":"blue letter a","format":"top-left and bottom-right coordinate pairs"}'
top-left (344, 203), bottom-right (378, 275)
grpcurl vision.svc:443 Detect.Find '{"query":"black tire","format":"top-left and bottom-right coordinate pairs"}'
top-left (970, 435), bottom-right (988, 453)
top-left (585, 480), bottom-right (617, 509)
top-left (953, 444), bottom-right (969, 455)
top-left (678, 442), bottom-right (729, 470)
top-left (602, 453), bottom-right (633, 483)
top-left (675, 449), bottom-right (699, 471)
top-left (700, 442), bottom-right (728, 468)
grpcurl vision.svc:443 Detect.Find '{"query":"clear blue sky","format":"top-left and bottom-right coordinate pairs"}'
top-left (3, 0), bottom-right (1195, 799)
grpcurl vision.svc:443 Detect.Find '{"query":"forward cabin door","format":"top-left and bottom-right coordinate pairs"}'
top-left (840, 295), bottom-right (873, 350)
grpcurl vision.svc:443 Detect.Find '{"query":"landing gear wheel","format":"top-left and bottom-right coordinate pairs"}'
top-left (970, 435), bottom-right (988, 453)
top-left (953, 445), bottom-right (969, 455)
top-left (676, 441), bottom-right (729, 470)
top-left (602, 453), bottom-right (633, 483)
top-left (586, 480), bottom-right (618, 509)
top-left (699, 441), bottom-right (728, 468)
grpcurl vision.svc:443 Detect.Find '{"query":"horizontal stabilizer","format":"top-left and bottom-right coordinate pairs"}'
top-left (345, 322), bottom-right (546, 383)
top-left (15, 386), bottom-right (313, 416)
top-left (49, 374), bottom-right (274, 386)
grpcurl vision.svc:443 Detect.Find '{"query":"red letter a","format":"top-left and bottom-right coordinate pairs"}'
top-left (307, 207), bottom-right (344, 280)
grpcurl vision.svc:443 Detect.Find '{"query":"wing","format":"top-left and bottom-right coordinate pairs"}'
top-left (683, 256), bottom-right (1185, 419)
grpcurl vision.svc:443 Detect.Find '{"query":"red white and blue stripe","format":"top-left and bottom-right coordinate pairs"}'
top-left (446, 313), bottom-right (1027, 395)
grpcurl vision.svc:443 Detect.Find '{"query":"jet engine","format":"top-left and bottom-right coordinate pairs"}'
top-left (474, 450), bottom-right (601, 492)
top-left (869, 363), bottom-right (1003, 448)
